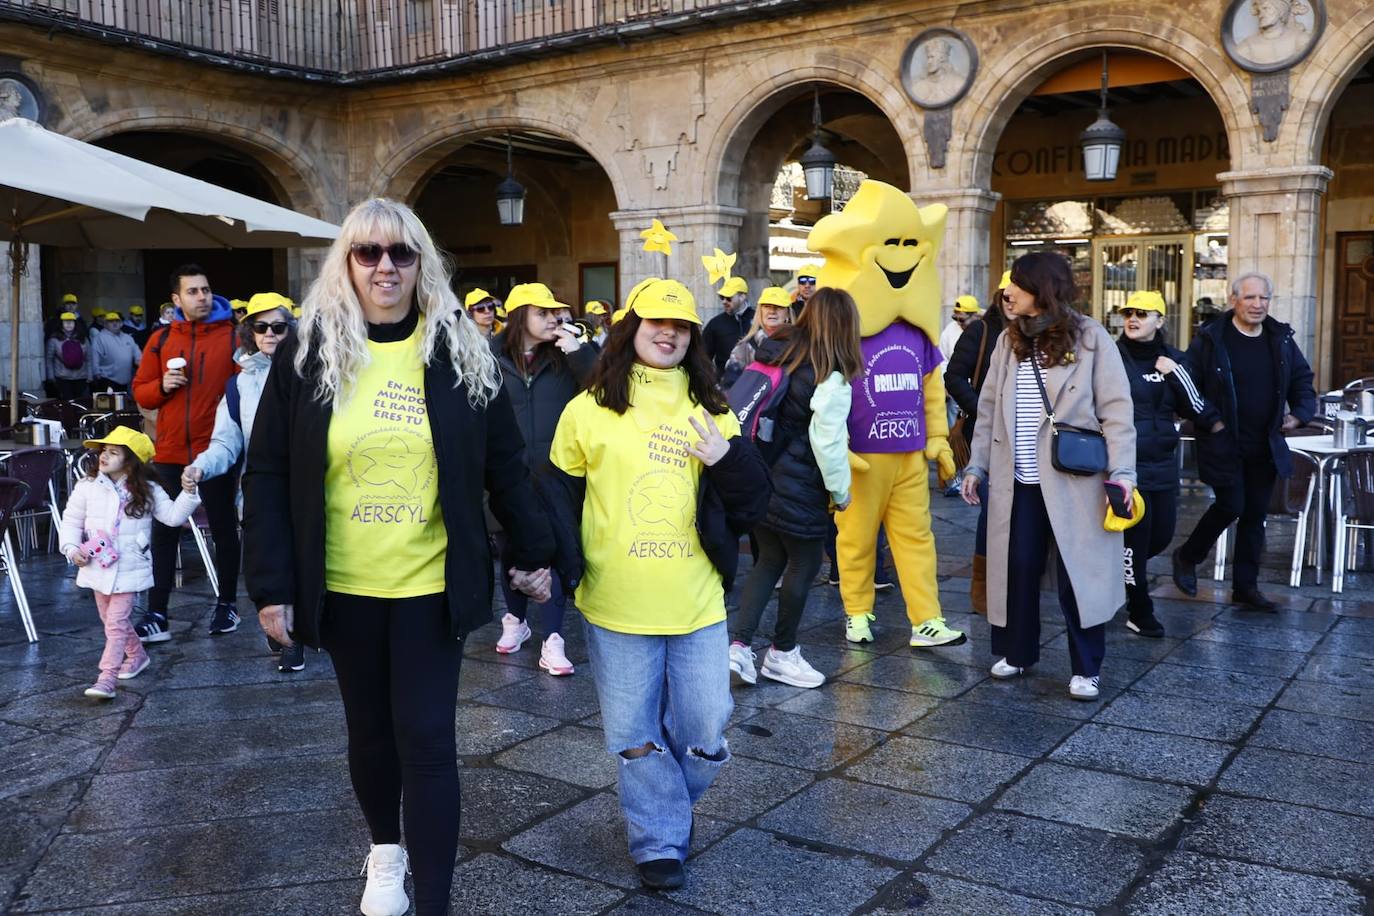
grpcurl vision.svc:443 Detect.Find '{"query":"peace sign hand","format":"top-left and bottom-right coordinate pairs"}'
top-left (686, 410), bottom-right (730, 467)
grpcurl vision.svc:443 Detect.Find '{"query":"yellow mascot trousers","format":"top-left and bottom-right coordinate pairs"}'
top-left (835, 450), bottom-right (940, 625)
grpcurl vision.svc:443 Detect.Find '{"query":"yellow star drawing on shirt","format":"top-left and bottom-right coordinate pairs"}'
top-left (633, 474), bottom-right (692, 533)
top-left (355, 435), bottom-right (426, 494)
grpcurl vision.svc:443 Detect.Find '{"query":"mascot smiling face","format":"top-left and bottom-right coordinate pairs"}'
top-left (808, 180), bottom-right (948, 339)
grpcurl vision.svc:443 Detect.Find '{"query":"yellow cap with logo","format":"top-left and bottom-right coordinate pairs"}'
top-left (245, 292), bottom-right (295, 319)
top-left (757, 287), bottom-right (791, 308)
top-left (84, 425), bottom-right (156, 465)
top-left (954, 295), bottom-right (980, 313)
top-left (505, 283), bottom-right (569, 312)
top-left (584, 300), bottom-right (608, 316)
top-left (718, 277), bottom-right (749, 298)
top-left (465, 288), bottom-right (495, 309)
top-left (1124, 290), bottom-right (1166, 315)
top-left (630, 279), bottom-right (701, 326)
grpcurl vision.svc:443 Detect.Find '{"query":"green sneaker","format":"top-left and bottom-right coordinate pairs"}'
top-left (845, 614), bottom-right (876, 644)
top-left (910, 617), bottom-right (967, 648)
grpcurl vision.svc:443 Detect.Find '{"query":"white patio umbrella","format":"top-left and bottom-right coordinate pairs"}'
top-left (1, 116), bottom-right (340, 424)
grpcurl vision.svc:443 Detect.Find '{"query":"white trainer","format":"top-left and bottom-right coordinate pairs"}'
top-left (729, 642), bottom-right (757, 685)
top-left (990, 657), bottom-right (1025, 679)
top-left (759, 645), bottom-right (825, 689)
top-left (359, 843), bottom-right (409, 916)
top-left (1068, 675), bottom-right (1101, 701)
top-left (539, 633), bottom-right (575, 676)
top-left (494, 612), bottom-right (531, 654)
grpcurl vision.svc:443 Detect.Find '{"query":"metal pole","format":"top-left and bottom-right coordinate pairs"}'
top-left (8, 232), bottom-right (24, 428)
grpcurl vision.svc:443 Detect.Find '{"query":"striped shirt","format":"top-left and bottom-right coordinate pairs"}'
top-left (1014, 357), bottom-right (1045, 484)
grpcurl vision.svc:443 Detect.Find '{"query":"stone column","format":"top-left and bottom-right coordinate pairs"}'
top-left (1219, 166), bottom-right (1332, 360)
top-left (909, 187), bottom-right (1001, 310)
top-left (610, 205), bottom-right (746, 320)
top-left (0, 244), bottom-right (44, 394)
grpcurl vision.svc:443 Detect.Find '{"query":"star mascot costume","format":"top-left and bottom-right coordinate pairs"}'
top-left (808, 180), bottom-right (966, 649)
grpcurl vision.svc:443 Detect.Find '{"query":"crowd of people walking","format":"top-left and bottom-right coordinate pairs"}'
top-left (43, 191), bottom-right (1325, 915)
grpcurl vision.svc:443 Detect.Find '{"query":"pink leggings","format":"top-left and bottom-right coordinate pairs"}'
top-left (95, 592), bottom-right (142, 676)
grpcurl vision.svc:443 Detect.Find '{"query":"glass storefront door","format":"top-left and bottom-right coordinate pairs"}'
top-left (1093, 235), bottom-right (1193, 347)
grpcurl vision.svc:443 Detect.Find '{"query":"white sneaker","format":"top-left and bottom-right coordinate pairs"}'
top-left (759, 645), bottom-right (825, 689)
top-left (539, 633), bottom-right (575, 676)
top-left (990, 657), bottom-right (1025, 679)
top-left (1068, 675), bottom-right (1101, 700)
top-left (495, 613), bottom-right (531, 654)
top-left (729, 642), bottom-right (757, 685)
top-left (359, 843), bottom-right (409, 916)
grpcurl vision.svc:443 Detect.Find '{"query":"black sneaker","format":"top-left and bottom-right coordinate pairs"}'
top-left (636, 858), bottom-right (685, 890)
top-left (278, 642), bottom-right (305, 672)
top-left (208, 603), bottom-right (241, 635)
top-left (135, 612), bottom-right (171, 644)
top-left (1171, 548), bottom-right (1198, 597)
top-left (1126, 609), bottom-right (1166, 638)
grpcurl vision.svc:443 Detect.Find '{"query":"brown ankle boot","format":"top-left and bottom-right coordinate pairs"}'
top-left (971, 554), bottom-right (987, 616)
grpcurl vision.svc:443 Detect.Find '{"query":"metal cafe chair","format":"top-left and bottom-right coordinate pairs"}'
top-left (0, 447), bottom-right (66, 558)
top-left (1333, 448), bottom-right (1374, 593)
top-left (0, 478), bottom-right (37, 642)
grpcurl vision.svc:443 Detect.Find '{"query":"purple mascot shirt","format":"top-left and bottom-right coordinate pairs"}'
top-left (847, 320), bottom-right (943, 454)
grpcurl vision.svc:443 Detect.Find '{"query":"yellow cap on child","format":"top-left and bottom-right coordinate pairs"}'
top-left (84, 425), bottom-right (155, 465)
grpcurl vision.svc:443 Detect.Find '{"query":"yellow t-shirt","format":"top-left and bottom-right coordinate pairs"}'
top-left (549, 364), bottom-right (742, 635)
top-left (324, 329), bottom-right (446, 598)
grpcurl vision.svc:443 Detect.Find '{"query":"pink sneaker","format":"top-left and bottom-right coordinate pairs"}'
top-left (118, 651), bottom-right (151, 681)
top-left (84, 674), bottom-right (117, 700)
top-left (495, 613), bottom-right (531, 654)
top-left (538, 633), bottom-right (575, 676)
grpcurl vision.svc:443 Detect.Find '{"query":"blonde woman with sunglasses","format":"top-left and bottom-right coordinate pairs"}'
top-left (243, 198), bottom-right (555, 916)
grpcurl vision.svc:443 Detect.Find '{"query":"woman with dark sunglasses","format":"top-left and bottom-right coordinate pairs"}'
top-left (243, 198), bottom-right (554, 916)
top-left (464, 288), bottom-right (501, 338)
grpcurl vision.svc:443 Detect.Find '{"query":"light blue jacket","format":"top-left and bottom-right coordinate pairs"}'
top-left (88, 327), bottom-right (142, 385)
top-left (189, 350), bottom-right (270, 480)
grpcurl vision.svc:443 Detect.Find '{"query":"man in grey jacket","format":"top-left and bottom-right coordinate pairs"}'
top-left (89, 311), bottom-right (142, 393)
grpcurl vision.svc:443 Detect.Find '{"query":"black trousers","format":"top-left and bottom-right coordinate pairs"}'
top-left (148, 462), bottom-right (240, 614)
top-left (323, 591), bottom-right (463, 916)
top-left (991, 483), bottom-right (1105, 678)
top-left (1123, 487), bottom-right (1179, 616)
top-left (1179, 458), bottom-right (1278, 591)
top-left (732, 524), bottom-right (824, 652)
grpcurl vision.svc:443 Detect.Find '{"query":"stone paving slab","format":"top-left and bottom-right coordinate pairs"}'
top-left (1095, 690), bottom-right (1262, 741)
top-left (995, 761), bottom-right (1195, 840)
top-left (1246, 708), bottom-right (1374, 764)
top-left (1182, 795), bottom-right (1374, 882)
top-left (1124, 852), bottom-right (1365, 916)
top-left (1049, 722), bottom-right (1232, 787)
top-left (773, 680), bottom-right (937, 731)
top-left (903, 697), bottom-right (1081, 757)
top-left (868, 872), bottom-right (1094, 916)
top-left (448, 853), bottom-right (624, 915)
top-left (724, 707), bottom-right (885, 771)
top-left (1162, 638), bottom-right (1308, 677)
top-left (1216, 747), bottom-right (1374, 818)
top-left (1275, 680), bottom-right (1374, 723)
top-left (844, 734), bottom-right (1030, 803)
top-left (1129, 661), bottom-right (1288, 707)
top-left (493, 723), bottom-right (619, 789)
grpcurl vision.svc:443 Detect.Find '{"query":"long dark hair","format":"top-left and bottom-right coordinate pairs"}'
top-left (1005, 252), bottom-right (1083, 367)
top-left (588, 311), bottom-right (728, 415)
top-left (778, 287), bottom-right (863, 381)
top-left (87, 444), bottom-right (154, 519)
top-left (498, 306), bottom-right (566, 380)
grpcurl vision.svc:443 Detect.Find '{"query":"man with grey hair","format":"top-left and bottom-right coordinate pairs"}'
top-left (1172, 271), bottom-right (1315, 611)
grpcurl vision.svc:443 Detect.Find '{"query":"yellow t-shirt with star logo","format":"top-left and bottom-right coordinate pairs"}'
top-left (549, 364), bottom-right (741, 635)
top-left (324, 329), bottom-right (446, 598)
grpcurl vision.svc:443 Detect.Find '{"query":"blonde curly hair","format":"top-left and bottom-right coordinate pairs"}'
top-left (294, 198), bottom-right (500, 409)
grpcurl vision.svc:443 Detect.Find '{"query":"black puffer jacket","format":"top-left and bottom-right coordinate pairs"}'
top-left (703, 308), bottom-right (754, 376)
top-left (491, 334), bottom-right (599, 475)
top-left (753, 337), bottom-right (832, 540)
top-left (1116, 335), bottom-right (1220, 491)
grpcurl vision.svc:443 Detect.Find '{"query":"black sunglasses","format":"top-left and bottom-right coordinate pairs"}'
top-left (251, 320), bottom-right (290, 335)
top-left (1118, 308), bottom-right (1157, 320)
top-left (350, 242), bottom-right (418, 268)
top-left (469, 304), bottom-right (495, 314)
top-left (797, 277), bottom-right (816, 284)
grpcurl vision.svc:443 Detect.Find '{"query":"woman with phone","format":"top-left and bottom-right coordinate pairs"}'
top-left (960, 252), bottom-right (1136, 701)
top-left (489, 282), bottom-right (599, 674)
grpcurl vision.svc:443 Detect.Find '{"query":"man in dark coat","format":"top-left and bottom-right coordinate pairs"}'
top-left (1172, 271), bottom-right (1316, 611)
top-left (702, 277), bottom-right (753, 377)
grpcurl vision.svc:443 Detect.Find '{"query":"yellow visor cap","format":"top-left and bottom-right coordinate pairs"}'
top-left (85, 425), bottom-right (155, 465)
top-left (631, 279), bottom-right (701, 325)
top-left (465, 288), bottom-right (495, 309)
top-left (245, 292), bottom-right (295, 319)
top-left (584, 301), bottom-right (608, 316)
top-left (504, 283), bottom-right (569, 312)
top-left (757, 287), bottom-right (792, 309)
top-left (718, 277), bottom-right (749, 298)
top-left (1124, 290), bottom-right (1166, 315)
top-left (954, 295), bottom-right (980, 313)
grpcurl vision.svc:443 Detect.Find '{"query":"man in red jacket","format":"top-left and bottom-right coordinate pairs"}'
top-left (131, 265), bottom-right (242, 642)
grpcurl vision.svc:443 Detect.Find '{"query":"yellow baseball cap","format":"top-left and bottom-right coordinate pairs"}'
top-left (718, 277), bottom-right (749, 298)
top-left (1104, 489), bottom-right (1146, 532)
top-left (292, 306), bottom-right (302, 319)
top-left (62, 293), bottom-right (78, 304)
top-left (1124, 290), bottom-right (1167, 315)
top-left (998, 271), bottom-right (1012, 290)
top-left (795, 263), bottom-right (822, 281)
top-left (59, 311), bottom-right (77, 321)
top-left (505, 283), bottom-right (569, 312)
top-left (465, 288), bottom-right (496, 309)
top-left (245, 292), bottom-right (295, 319)
top-left (84, 425), bottom-right (155, 465)
top-left (104, 311), bottom-right (122, 321)
top-left (630, 279), bottom-right (701, 326)
top-left (229, 299), bottom-right (249, 312)
top-left (584, 300), bottom-right (608, 316)
top-left (757, 287), bottom-right (791, 308)
top-left (129, 305), bottom-right (145, 316)
top-left (954, 295), bottom-right (980, 314)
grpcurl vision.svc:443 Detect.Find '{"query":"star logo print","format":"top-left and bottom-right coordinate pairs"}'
top-left (354, 435), bottom-right (427, 494)
top-left (632, 474), bottom-right (692, 533)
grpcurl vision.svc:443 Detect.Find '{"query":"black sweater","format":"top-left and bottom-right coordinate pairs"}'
top-left (945, 316), bottom-right (1002, 447)
top-left (1117, 335), bottom-right (1220, 491)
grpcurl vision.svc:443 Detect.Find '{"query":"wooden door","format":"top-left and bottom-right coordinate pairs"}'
top-left (1333, 233), bottom-right (1374, 386)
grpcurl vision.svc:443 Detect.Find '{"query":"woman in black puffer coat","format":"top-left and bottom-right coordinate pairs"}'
top-left (728, 288), bottom-right (863, 689)
top-left (1115, 293), bottom-right (1221, 639)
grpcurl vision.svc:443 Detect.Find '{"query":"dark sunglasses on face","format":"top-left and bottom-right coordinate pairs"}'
top-left (251, 321), bottom-right (290, 335)
top-left (349, 242), bottom-right (418, 268)
top-left (1119, 308), bottom-right (1156, 320)
top-left (469, 304), bottom-right (495, 314)
top-left (798, 277), bottom-right (816, 285)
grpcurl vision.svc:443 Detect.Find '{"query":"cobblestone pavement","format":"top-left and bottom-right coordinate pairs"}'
top-left (2, 492), bottom-right (1372, 915)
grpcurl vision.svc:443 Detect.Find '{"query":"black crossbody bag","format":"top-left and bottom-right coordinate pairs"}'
top-left (1029, 355), bottom-right (1108, 476)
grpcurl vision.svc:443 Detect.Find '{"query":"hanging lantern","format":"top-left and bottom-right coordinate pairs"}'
top-left (801, 90), bottom-right (836, 200)
top-left (1080, 50), bottom-right (1125, 182)
top-left (496, 133), bottom-right (526, 226)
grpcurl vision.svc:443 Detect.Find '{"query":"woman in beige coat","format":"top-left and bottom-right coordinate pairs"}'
top-left (960, 252), bottom-right (1136, 701)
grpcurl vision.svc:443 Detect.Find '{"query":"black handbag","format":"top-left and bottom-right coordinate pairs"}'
top-left (1029, 355), bottom-right (1108, 476)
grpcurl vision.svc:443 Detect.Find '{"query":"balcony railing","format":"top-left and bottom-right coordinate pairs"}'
top-left (0, 0), bottom-right (821, 81)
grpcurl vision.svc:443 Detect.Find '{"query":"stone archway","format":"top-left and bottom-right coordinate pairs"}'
top-left (1289, 12), bottom-right (1374, 165)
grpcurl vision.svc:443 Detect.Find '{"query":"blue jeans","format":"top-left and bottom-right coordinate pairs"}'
top-left (583, 619), bottom-right (733, 863)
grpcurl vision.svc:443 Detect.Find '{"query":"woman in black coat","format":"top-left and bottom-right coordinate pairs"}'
top-left (1114, 292), bottom-right (1220, 638)
top-left (243, 199), bottom-right (553, 916)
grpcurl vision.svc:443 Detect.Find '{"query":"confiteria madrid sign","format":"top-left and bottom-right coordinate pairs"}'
top-left (993, 131), bottom-right (1230, 178)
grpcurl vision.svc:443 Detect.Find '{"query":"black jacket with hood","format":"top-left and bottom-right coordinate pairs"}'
top-left (1116, 335), bottom-right (1221, 492)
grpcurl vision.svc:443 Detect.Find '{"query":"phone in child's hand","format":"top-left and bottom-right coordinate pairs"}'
top-left (1104, 481), bottom-right (1132, 518)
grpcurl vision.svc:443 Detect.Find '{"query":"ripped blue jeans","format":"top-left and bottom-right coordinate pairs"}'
top-left (584, 619), bottom-right (733, 864)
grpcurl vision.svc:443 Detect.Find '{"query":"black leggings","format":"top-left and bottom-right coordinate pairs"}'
top-left (149, 462), bottom-right (240, 613)
top-left (732, 525), bottom-right (824, 652)
top-left (1123, 487), bottom-right (1178, 616)
top-left (322, 591), bottom-right (463, 916)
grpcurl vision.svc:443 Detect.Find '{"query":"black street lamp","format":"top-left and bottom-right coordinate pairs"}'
top-left (1080, 50), bottom-right (1126, 182)
top-left (800, 90), bottom-right (837, 200)
top-left (496, 132), bottom-right (526, 226)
